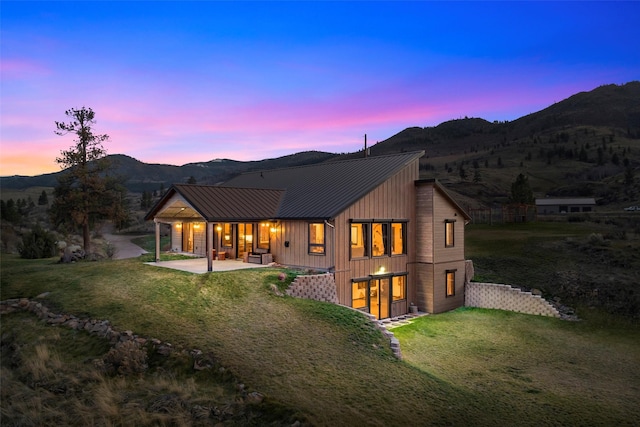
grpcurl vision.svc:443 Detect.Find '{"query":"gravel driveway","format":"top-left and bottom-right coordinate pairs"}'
top-left (103, 232), bottom-right (148, 259)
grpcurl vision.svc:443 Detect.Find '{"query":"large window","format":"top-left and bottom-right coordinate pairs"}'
top-left (391, 223), bottom-right (406, 255)
top-left (221, 223), bottom-right (233, 248)
top-left (350, 223), bottom-right (369, 258)
top-left (445, 220), bottom-right (456, 248)
top-left (352, 280), bottom-right (368, 309)
top-left (392, 275), bottom-right (406, 301)
top-left (308, 222), bottom-right (325, 254)
top-left (258, 222), bottom-right (270, 250)
top-left (446, 270), bottom-right (456, 297)
top-left (351, 220), bottom-right (406, 259)
top-left (372, 223), bottom-right (389, 257)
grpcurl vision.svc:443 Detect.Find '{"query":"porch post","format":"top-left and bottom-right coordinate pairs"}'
top-left (154, 219), bottom-right (160, 262)
top-left (206, 221), bottom-right (213, 272)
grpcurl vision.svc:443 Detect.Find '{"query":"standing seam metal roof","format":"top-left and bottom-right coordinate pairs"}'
top-left (223, 151), bottom-right (425, 219)
top-left (145, 185), bottom-right (285, 221)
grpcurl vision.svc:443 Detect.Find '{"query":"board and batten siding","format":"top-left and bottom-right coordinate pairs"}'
top-left (270, 220), bottom-right (334, 270)
top-left (333, 159), bottom-right (419, 307)
top-left (414, 181), bottom-right (467, 313)
top-left (170, 223), bottom-right (182, 252)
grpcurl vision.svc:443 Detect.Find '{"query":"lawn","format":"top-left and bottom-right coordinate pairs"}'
top-left (2, 220), bottom-right (639, 425)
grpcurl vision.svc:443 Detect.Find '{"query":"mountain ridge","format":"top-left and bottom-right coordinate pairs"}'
top-left (2, 82), bottom-right (639, 208)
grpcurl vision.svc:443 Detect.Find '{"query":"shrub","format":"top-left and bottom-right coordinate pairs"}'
top-left (18, 224), bottom-right (57, 259)
top-left (101, 340), bottom-right (148, 376)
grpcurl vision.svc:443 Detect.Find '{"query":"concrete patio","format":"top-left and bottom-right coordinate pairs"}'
top-left (144, 258), bottom-right (275, 274)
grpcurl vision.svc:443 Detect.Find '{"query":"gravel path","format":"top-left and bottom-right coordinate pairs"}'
top-left (103, 232), bottom-right (148, 259)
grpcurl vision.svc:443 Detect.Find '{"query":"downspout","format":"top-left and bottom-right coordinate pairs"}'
top-left (324, 220), bottom-right (335, 272)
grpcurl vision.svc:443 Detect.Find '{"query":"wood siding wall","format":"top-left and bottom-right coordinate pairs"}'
top-left (270, 220), bottom-right (334, 270)
top-left (333, 160), bottom-right (419, 307)
top-left (414, 182), bottom-right (467, 313)
top-left (170, 224), bottom-right (182, 252)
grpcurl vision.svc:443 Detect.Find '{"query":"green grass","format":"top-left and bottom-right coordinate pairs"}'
top-left (2, 232), bottom-right (639, 425)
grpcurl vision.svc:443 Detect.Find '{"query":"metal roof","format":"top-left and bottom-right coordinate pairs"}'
top-left (144, 185), bottom-right (284, 221)
top-left (535, 198), bottom-right (596, 206)
top-left (223, 151), bottom-right (425, 219)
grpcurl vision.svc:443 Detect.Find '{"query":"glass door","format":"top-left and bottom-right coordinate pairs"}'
top-left (369, 278), bottom-right (391, 319)
top-left (237, 223), bottom-right (254, 257)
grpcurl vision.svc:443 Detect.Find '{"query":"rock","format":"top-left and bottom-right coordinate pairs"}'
top-left (246, 391), bottom-right (264, 404)
top-left (35, 292), bottom-right (51, 299)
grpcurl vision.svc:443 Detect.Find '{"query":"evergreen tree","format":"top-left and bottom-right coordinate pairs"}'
top-left (38, 190), bottom-right (49, 205)
top-left (510, 173), bottom-right (534, 204)
top-left (51, 107), bottom-right (128, 252)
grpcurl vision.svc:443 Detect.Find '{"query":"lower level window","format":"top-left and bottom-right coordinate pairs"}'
top-left (446, 270), bottom-right (456, 297)
top-left (352, 281), bottom-right (368, 309)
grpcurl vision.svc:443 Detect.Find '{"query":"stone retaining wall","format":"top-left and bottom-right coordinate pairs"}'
top-left (465, 282), bottom-right (560, 317)
top-left (286, 273), bottom-right (338, 303)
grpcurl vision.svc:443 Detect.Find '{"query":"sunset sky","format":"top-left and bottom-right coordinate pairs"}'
top-left (2, 1), bottom-right (639, 176)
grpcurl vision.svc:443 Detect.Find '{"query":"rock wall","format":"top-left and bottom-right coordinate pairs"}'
top-left (286, 273), bottom-right (338, 303)
top-left (465, 282), bottom-right (560, 317)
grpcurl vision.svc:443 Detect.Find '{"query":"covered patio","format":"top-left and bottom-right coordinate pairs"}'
top-left (145, 258), bottom-right (275, 274)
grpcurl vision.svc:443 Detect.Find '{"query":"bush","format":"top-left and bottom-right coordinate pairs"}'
top-left (101, 340), bottom-right (148, 376)
top-left (18, 224), bottom-right (57, 259)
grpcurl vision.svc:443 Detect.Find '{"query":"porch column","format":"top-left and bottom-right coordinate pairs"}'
top-left (154, 219), bottom-right (160, 262)
top-left (206, 221), bottom-right (213, 272)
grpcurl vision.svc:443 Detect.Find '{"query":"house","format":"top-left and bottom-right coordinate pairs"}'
top-left (535, 197), bottom-right (596, 214)
top-left (145, 151), bottom-right (471, 318)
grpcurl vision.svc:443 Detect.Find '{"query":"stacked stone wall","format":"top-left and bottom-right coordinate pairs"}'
top-left (286, 273), bottom-right (338, 303)
top-left (465, 282), bottom-right (560, 317)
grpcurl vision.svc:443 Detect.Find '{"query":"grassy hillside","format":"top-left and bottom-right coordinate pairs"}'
top-left (2, 225), bottom-right (639, 426)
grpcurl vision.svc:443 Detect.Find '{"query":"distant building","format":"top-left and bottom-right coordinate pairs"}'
top-left (535, 198), bottom-right (596, 214)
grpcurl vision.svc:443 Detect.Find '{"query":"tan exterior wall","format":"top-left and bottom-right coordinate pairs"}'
top-left (432, 189), bottom-right (465, 264)
top-left (170, 223), bottom-right (182, 252)
top-left (270, 220), bottom-right (334, 270)
top-left (333, 160), bottom-right (418, 308)
top-left (414, 182), bottom-right (467, 314)
top-left (432, 260), bottom-right (466, 313)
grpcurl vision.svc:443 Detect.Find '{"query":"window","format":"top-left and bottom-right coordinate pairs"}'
top-left (258, 222), bottom-right (270, 249)
top-left (391, 223), bottom-right (406, 255)
top-left (352, 280), bottom-right (368, 309)
top-left (372, 222), bottom-right (389, 257)
top-left (308, 222), bottom-right (325, 254)
top-left (350, 223), bottom-right (369, 258)
top-left (445, 220), bottom-right (455, 248)
top-left (221, 223), bottom-right (233, 248)
top-left (446, 270), bottom-right (456, 297)
top-left (351, 220), bottom-right (406, 259)
top-left (392, 275), bottom-right (406, 301)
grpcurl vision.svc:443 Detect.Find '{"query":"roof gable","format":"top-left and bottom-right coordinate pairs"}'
top-left (415, 178), bottom-right (471, 221)
top-left (145, 184), bottom-right (284, 221)
top-left (223, 151), bottom-right (424, 219)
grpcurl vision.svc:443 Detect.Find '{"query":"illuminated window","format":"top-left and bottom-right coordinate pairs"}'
top-left (391, 223), bottom-right (406, 255)
top-left (445, 220), bottom-right (455, 248)
top-left (308, 222), bottom-right (325, 254)
top-left (372, 223), bottom-right (389, 257)
top-left (258, 223), bottom-right (270, 249)
top-left (392, 275), bottom-right (406, 301)
top-left (351, 280), bottom-right (368, 309)
top-left (350, 223), bottom-right (369, 258)
top-left (446, 270), bottom-right (456, 297)
top-left (222, 223), bottom-right (232, 248)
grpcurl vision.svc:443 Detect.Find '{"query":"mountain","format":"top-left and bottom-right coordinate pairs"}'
top-left (354, 82), bottom-right (640, 208)
top-left (2, 82), bottom-right (639, 209)
top-left (1, 151), bottom-right (338, 192)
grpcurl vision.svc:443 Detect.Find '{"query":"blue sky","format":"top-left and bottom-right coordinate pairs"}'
top-left (1, 1), bottom-right (639, 176)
